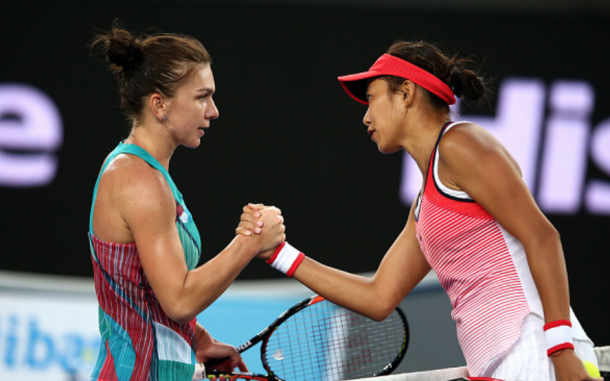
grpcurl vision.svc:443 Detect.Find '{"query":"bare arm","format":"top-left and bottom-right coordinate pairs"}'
top-left (96, 158), bottom-right (285, 324)
top-left (242, 201), bottom-right (431, 322)
top-left (440, 123), bottom-right (600, 381)
top-left (440, 123), bottom-right (569, 324)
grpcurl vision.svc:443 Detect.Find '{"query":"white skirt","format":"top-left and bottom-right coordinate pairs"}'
top-left (481, 310), bottom-right (598, 381)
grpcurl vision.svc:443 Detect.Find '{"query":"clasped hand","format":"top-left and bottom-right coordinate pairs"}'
top-left (236, 203), bottom-right (284, 259)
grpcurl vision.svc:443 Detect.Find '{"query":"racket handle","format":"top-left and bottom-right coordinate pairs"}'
top-left (203, 356), bottom-right (230, 369)
top-left (202, 340), bottom-right (250, 369)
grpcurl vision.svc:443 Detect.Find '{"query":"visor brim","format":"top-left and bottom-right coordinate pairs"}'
top-left (337, 70), bottom-right (384, 105)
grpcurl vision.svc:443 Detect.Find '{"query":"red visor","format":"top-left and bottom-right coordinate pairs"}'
top-left (337, 53), bottom-right (456, 105)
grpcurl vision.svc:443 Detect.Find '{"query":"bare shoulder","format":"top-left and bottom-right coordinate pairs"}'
top-left (98, 154), bottom-right (174, 217)
top-left (439, 122), bottom-right (521, 175)
top-left (441, 122), bottom-right (502, 155)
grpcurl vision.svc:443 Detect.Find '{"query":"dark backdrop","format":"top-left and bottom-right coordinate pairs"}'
top-left (1, 1), bottom-right (608, 344)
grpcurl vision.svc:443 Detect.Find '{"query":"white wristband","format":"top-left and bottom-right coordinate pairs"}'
top-left (266, 242), bottom-right (305, 277)
top-left (543, 320), bottom-right (574, 356)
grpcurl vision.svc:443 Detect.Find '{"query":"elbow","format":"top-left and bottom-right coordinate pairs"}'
top-left (549, 225), bottom-right (561, 243)
top-left (370, 308), bottom-right (394, 322)
top-left (362, 282), bottom-right (402, 322)
top-left (540, 223), bottom-right (561, 249)
top-left (170, 313), bottom-right (196, 326)
top-left (524, 221), bottom-right (561, 251)
top-left (166, 310), bottom-right (196, 325)
top-left (368, 300), bottom-right (397, 322)
top-left (163, 301), bottom-right (198, 325)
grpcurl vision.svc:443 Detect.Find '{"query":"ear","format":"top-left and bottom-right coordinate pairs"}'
top-left (149, 93), bottom-right (167, 121)
top-left (398, 80), bottom-right (416, 108)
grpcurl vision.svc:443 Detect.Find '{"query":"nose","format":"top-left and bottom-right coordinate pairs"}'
top-left (207, 97), bottom-right (220, 120)
top-left (362, 108), bottom-right (372, 127)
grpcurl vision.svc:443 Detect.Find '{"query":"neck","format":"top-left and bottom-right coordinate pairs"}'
top-left (124, 118), bottom-right (176, 170)
top-left (400, 109), bottom-right (450, 176)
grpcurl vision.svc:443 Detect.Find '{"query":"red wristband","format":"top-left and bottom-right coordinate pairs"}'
top-left (543, 320), bottom-right (574, 357)
top-left (266, 242), bottom-right (305, 277)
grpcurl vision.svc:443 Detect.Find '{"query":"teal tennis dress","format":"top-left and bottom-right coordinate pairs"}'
top-left (88, 142), bottom-right (202, 381)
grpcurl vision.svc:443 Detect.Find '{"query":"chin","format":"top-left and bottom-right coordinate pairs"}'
top-left (183, 139), bottom-right (202, 149)
top-left (377, 144), bottom-right (401, 154)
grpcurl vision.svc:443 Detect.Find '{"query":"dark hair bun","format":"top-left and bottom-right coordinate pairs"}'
top-left (104, 28), bottom-right (143, 72)
top-left (384, 41), bottom-right (491, 109)
top-left (450, 69), bottom-right (487, 100)
top-left (90, 23), bottom-right (211, 124)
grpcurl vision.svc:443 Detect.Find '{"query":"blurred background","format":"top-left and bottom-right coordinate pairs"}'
top-left (1, 0), bottom-right (609, 379)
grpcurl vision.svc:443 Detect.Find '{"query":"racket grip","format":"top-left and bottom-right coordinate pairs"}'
top-left (203, 356), bottom-right (230, 369)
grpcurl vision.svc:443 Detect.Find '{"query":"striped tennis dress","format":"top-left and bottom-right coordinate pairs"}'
top-left (88, 142), bottom-right (201, 381)
top-left (414, 121), bottom-right (592, 377)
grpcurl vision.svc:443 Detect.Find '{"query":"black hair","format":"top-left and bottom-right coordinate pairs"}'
top-left (381, 40), bottom-right (490, 111)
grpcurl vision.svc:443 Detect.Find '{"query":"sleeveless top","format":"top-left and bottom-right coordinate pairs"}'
top-left (88, 142), bottom-right (202, 381)
top-left (414, 121), bottom-right (543, 376)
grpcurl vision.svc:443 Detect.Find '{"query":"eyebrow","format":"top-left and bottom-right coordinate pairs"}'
top-left (195, 87), bottom-right (214, 93)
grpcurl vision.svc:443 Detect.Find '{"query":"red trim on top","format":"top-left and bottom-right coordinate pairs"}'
top-left (286, 252), bottom-right (305, 277)
top-left (422, 123), bottom-right (493, 218)
top-left (338, 54), bottom-right (456, 105)
top-left (547, 342), bottom-right (575, 357)
top-left (266, 241), bottom-right (286, 265)
top-left (543, 319), bottom-right (572, 331)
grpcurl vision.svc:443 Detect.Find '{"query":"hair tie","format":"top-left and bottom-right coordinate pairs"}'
top-left (450, 71), bottom-right (461, 95)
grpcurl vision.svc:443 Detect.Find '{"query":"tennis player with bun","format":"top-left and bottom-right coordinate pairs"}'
top-left (88, 26), bottom-right (285, 381)
top-left (240, 41), bottom-right (601, 381)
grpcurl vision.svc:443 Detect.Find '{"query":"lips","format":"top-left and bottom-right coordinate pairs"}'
top-left (368, 129), bottom-right (375, 139)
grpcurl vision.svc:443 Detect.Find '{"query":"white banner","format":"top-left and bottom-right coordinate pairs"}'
top-left (0, 291), bottom-right (99, 381)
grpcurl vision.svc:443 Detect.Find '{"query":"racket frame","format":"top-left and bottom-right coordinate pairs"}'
top-left (204, 295), bottom-right (409, 381)
top-left (259, 295), bottom-right (409, 380)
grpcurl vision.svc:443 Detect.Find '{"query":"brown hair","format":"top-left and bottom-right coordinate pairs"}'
top-left (91, 25), bottom-right (211, 124)
top-left (378, 41), bottom-right (490, 111)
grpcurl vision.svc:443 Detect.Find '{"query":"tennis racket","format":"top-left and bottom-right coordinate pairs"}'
top-left (193, 295), bottom-right (409, 381)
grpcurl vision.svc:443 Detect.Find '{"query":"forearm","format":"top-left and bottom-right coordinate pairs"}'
top-left (169, 235), bottom-right (258, 323)
top-left (293, 257), bottom-right (381, 316)
top-left (524, 227), bottom-right (571, 322)
top-left (291, 220), bottom-right (429, 321)
top-left (293, 255), bottom-right (426, 322)
top-left (195, 322), bottom-right (214, 346)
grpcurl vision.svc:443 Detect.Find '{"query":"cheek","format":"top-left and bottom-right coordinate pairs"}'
top-left (191, 102), bottom-right (206, 117)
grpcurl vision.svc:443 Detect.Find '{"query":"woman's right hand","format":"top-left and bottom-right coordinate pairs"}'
top-left (550, 349), bottom-right (603, 381)
top-left (236, 203), bottom-right (285, 255)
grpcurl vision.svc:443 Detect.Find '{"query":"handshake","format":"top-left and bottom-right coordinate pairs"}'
top-left (235, 203), bottom-right (304, 277)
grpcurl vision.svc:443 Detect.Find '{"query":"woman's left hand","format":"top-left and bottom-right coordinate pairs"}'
top-left (551, 349), bottom-right (603, 381)
top-left (196, 328), bottom-right (248, 380)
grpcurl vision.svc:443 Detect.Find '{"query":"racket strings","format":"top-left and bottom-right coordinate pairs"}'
top-left (263, 301), bottom-right (406, 381)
